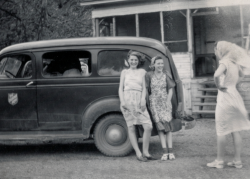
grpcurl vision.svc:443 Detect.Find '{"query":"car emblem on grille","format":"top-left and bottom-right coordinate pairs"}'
top-left (8, 93), bottom-right (18, 106)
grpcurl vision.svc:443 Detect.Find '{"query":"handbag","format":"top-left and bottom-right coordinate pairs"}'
top-left (174, 111), bottom-right (196, 130)
top-left (170, 111), bottom-right (182, 132)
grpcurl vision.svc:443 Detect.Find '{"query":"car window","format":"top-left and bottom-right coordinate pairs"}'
top-left (0, 57), bottom-right (7, 73)
top-left (98, 50), bottom-right (151, 76)
top-left (42, 51), bottom-right (91, 78)
top-left (0, 55), bottom-right (32, 79)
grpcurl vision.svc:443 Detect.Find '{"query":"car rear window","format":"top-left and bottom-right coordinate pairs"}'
top-left (98, 50), bottom-right (151, 76)
top-left (42, 51), bottom-right (91, 78)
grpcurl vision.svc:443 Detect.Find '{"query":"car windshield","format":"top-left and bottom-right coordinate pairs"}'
top-left (4, 57), bottom-right (22, 76)
top-left (0, 57), bottom-right (7, 73)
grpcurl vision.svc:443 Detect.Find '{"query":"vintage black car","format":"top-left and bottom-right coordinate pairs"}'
top-left (0, 37), bottom-right (183, 156)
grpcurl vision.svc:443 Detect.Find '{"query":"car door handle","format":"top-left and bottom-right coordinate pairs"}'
top-left (26, 81), bottom-right (34, 87)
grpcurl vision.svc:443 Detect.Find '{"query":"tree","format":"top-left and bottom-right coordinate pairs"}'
top-left (0, 0), bottom-right (93, 50)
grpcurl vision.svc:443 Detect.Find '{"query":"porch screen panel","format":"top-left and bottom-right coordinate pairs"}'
top-left (163, 11), bottom-right (187, 52)
top-left (139, 12), bottom-right (161, 42)
top-left (116, 15), bottom-right (136, 36)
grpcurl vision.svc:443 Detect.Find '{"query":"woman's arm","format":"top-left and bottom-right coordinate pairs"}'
top-left (118, 70), bottom-right (127, 110)
top-left (165, 72), bottom-right (175, 103)
top-left (145, 73), bottom-right (150, 107)
top-left (214, 64), bottom-right (227, 92)
top-left (140, 74), bottom-right (147, 112)
top-left (214, 64), bottom-right (226, 77)
top-left (167, 88), bottom-right (173, 103)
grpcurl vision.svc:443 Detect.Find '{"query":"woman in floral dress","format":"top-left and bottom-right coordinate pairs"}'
top-left (145, 55), bottom-right (176, 161)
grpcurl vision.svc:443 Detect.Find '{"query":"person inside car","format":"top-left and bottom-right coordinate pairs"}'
top-left (80, 61), bottom-right (89, 76)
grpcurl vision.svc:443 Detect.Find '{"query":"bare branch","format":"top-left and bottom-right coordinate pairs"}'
top-left (0, 7), bottom-right (21, 21)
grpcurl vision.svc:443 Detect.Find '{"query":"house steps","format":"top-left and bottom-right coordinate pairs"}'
top-left (196, 95), bottom-right (217, 99)
top-left (192, 110), bottom-right (215, 114)
top-left (194, 102), bottom-right (217, 106)
top-left (194, 83), bottom-right (217, 116)
top-left (198, 88), bottom-right (217, 92)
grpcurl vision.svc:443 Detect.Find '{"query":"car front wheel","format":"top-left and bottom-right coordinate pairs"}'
top-left (94, 114), bottom-right (133, 157)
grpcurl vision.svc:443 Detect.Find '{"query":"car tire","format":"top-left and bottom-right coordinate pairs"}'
top-left (94, 114), bottom-right (133, 157)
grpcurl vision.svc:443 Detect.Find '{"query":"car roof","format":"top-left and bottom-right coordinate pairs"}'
top-left (0, 37), bottom-right (167, 56)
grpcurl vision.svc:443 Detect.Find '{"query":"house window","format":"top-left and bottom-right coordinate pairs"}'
top-left (195, 54), bottom-right (217, 77)
top-left (42, 51), bottom-right (91, 78)
top-left (99, 17), bottom-right (113, 37)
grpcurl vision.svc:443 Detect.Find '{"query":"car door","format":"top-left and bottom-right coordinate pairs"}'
top-left (35, 49), bottom-right (95, 130)
top-left (0, 53), bottom-right (38, 131)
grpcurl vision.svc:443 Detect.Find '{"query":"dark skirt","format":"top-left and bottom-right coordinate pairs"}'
top-left (155, 121), bottom-right (172, 133)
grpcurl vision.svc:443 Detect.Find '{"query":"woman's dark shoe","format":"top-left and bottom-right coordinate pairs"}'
top-left (143, 154), bottom-right (157, 160)
top-left (137, 155), bottom-right (148, 162)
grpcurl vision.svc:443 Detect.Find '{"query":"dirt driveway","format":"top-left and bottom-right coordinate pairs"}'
top-left (1, 119), bottom-right (250, 179)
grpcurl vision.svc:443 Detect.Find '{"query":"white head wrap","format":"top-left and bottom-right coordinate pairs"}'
top-left (217, 41), bottom-right (250, 75)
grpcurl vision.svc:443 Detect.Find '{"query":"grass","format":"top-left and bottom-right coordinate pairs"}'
top-left (0, 119), bottom-right (250, 179)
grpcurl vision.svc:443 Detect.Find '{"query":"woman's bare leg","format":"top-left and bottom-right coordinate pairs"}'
top-left (217, 135), bottom-right (227, 161)
top-left (231, 132), bottom-right (242, 161)
top-left (166, 131), bottom-right (175, 159)
top-left (166, 132), bottom-right (173, 149)
top-left (142, 123), bottom-right (152, 156)
top-left (128, 126), bottom-right (142, 157)
top-left (158, 131), bottom-right (167, 149)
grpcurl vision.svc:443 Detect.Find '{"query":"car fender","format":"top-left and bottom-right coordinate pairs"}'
top-left (81, 96), bottom-right (121, 138)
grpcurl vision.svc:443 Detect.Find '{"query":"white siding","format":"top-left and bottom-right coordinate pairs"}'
top-left (172, 53), bottom-right (192, 80)
top-left (171, 53), bottom-right (192, 115)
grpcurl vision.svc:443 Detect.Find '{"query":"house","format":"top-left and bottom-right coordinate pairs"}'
top-left (80, 0), bottom-right (250, 116)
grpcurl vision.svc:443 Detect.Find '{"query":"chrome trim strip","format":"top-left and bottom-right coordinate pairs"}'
top-left (0, 86), bottom-right (36, 89)
top-left (37, 83), bottom-right (119, 88)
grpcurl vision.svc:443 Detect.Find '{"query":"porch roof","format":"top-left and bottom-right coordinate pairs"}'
top-left (80, 0), bottom-right (140, 6)
top-left (80, 0), bottom-right (250, 18)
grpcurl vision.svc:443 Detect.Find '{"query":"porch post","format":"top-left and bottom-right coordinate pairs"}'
top-left (96, 18), bottom-right (100, 37)
top-left (112, 17), bottom-right (116, 36)
top-left (240, 5), bottom-right (244, 47)
top-left (135, 14), bottom-right (139, 37)
top-left (186, 9), bottom-right (194, 78)
top-left (160, 11), bottom-right (164, 43)
top-left (92, 18), bottom-right (96, 37)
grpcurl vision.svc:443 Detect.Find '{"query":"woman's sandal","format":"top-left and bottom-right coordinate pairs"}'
top-left (227, 161), bottom-right (243, 169)
top-left (207, 160), bottom-right (224, 169)
top-left (161, 154), bottom-right (169, 161)
top-left (169, 153), bottom-right (175, 160)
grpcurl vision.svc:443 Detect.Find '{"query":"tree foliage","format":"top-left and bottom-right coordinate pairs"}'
top-left (0, 0), bottom-right (93, 50)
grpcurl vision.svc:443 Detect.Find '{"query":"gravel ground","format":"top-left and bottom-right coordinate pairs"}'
top-left (1, 118), bottom-right (250, 179)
